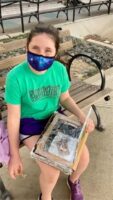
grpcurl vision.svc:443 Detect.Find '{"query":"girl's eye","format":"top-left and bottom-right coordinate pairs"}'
top-left (45, 49), bottom-right (52, 53)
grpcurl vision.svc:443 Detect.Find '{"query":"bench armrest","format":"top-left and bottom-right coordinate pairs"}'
top-left (67, 53), bottom-right (106, 90)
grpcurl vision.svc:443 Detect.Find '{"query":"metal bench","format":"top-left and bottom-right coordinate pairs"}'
top-left (71, 0), bottom-right (111, 21)
top-left (55, 29), bottom-right (112, 130)
top-left (0, 29), bottom-right (112, 131)
top-left (0, 0), bottom-right (70, 33)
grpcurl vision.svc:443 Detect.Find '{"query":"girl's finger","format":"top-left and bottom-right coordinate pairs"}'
top-left (10, 170), bottom-right (16, 179)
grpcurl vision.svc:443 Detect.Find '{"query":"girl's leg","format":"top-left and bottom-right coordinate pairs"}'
top-left (67, 145), bottom-right (89, 200)
top-left (38, 161), bottom-right (60, 200)
top-left (23, 136), bottom-right (60, 200)
top-left (70, 144), bottom-right (89, 182)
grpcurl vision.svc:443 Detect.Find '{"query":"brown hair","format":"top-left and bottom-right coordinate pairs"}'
top-left (27, 23), bottom-right (60, 53)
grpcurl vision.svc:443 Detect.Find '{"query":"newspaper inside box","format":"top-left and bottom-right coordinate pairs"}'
top-left (31, 112), bottom-right (90, 175)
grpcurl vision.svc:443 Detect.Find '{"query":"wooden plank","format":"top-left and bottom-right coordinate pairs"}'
top-left (77, 88), bottom-right (112, 109)
top-left (70, 79), bottom-right (98, 92)
top-left (0, 39), bottom-right (26, 53)
top-left (0, 44), bottom-right (5, 52)
top-left (59, 30), bottom-right (71, 38)
top-left (64, 88), bottom-right (112, 117)
top-left (1, 85), bottom-right (108, 119)
top-left (0, 77), bottom-right (5, 88)
top-left (0, 54), bottom-right (26, 70)
top-left (59, 40), bottom-right (73, 53)
top-left (0, 30), bottom-right (73, 53)
top-left (0, 30), bottom-right (71, 53)
top-left (59, 54), bottom-right (71, 64)
top-left (0, 84), bottom-right (112, 126)
top-left (70, 84), bottom-right (100, 103)
top-left (70, 82), bottom-right (100, 96)
top-left (0, 29), bottom-right (71, 52)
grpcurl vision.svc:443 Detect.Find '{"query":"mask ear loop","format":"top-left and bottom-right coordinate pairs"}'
top-left (55, 49), bottom-right (60, 61)
top-left (25, 43), bottom-right (29, 53)
top-left (55, 52), bottom-right (57, 59)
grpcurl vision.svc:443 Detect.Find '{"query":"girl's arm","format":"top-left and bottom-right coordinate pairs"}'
top-left (7, 104), bottom-right (23, 179)
top-left (60, 91), bottom-right (86, 122)
top-left (7, 104), bottom-right (20, 156)
top-left (60, 91), bottom-right (95, 133)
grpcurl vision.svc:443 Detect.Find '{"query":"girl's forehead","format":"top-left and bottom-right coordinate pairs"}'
top-left (31, 33), bottom-right (55, 43)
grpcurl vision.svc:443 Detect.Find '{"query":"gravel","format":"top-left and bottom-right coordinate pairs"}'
top-left (72, 37), bottom-right (113, 69)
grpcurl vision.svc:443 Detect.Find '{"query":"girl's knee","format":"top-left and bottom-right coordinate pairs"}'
top-left (44, 173), bottom-right (59, 183)
top-left (38, 161), bottom-right (60, 181)
top-left (40, 168), bottom-right (60, 184)
top-left (44, 167), bottom-right (60, 180)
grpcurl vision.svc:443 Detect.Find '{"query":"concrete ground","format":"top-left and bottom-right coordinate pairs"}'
top-left (55, 14), bottom-right (113, 41)
top-left (0, 4), bottom-right (113, 200)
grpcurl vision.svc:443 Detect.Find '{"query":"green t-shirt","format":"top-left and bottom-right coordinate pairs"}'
top-left (5, 60), bottom-right (71, 119)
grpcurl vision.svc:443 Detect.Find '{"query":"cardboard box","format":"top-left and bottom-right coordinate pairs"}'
top-left (31, 108), bottom-right (92, 175)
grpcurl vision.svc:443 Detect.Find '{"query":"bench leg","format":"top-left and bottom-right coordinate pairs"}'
top-left (91, 104), bottom-right (105, 132)
top-left (28, 13), bottom-right (39, 23)
top-left (78, 5), bottom-right (90, 16)
top-left (0, 177), bottom-right (13, 200)
top-left (56, 9), bottom-right (69, 21)
top-left (0, 178), bottom-right (6, 194)
top-left (0, 20), bottom-right (5, 33)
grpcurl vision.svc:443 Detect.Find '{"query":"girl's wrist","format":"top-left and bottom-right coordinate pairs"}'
top-left (78, 114), bottom-right (86, 125)
top-left (10, 151), bottom-right (20, 159)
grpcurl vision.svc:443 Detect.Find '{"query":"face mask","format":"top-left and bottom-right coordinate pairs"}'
top-left (27, 51), bottom-right (55, 71)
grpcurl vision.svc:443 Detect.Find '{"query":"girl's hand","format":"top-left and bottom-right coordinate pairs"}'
top-left (79, 116), bottom-right (95, 134)
top-left (8, 155), bottom-right (23, 179)
top-left (85, 118), bottom-right (95, 133)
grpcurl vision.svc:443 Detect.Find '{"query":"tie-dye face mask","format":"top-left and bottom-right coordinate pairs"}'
top-left (27, 51), bottom-right (55, 71)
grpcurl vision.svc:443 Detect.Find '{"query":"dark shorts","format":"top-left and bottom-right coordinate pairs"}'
top-left (19, 116), bottom-right (50, 142)
top-left (19, 108), bottom-right (64, 142)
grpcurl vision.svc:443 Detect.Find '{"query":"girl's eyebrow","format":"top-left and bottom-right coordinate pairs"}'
top-left (32, 45), bottom-right (39, 49)
top-left (31, 45), bottom-right (52, 50)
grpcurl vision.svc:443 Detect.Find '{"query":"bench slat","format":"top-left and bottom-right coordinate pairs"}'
top-left (0, 39), bottom-right (26, 53)
top-left (70, 81), bottom-right (99, 94)
top-left (70, 82), bottom-right (100, 102)
top-left (59, 55), bottom-right (71, 64)
top-left (59, 40), bottom-right (74, 53)
top-left (64, 87), bottom-right (112, 117)
top-left (0, 39), bottom-right (73, 54)
top-left (0, 54), bottom-right (26, 71)
top-left (72, 86), bottom-right (99, 103)
top-left (78, 88), bottom-right (112, 109)
top-left (59, 29), bottom-right (71, 38)
top-left (0, 29), bottom-right (70, 54)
